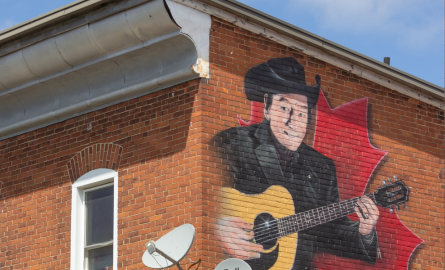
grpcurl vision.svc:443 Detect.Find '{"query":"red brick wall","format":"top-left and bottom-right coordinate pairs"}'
top-left (0, 15), bottom-right (443, 270)
top-left (0, 80), bottom-right (206, 269)
top-left (203, 17), bottom-right (444, 270)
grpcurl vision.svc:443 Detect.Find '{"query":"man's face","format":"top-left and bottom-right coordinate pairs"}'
top-left (264, 93), bottom-right (308, 151)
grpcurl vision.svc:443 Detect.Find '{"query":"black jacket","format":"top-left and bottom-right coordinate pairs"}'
top-left (213, 119), bottom-right (377, 269)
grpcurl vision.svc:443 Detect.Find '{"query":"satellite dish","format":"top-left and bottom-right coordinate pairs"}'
top-left (214, 258), bottom-right (252, 270)
top-left (142, 224), bottom-right (195, 270)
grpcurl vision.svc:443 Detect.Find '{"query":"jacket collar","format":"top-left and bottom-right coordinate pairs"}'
top-left (253, 119), bottom-right (275, 145)
top-left (253, 119), bottom-right (303, 185)
top-left (253, 119), bottom-right (300, 159)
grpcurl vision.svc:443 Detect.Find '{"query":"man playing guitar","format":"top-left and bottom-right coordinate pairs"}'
top-left (213, 57), bottom-right (379, 269)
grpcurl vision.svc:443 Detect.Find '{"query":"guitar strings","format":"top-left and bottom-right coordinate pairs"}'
top-left (254, 210), bottom-right (353, 243)
top-left (251, 196), bottom-right (359, 233)
top-left (252, 194), bottom-right (374, 233)
top-left (254, 194), bottom-right (377, 243)
top-left (251, 195), bottom-right (375, 242)
top-left (244, 193), bottom-right (376, 236)
top-left (254, 208), bottom-right (356, 243)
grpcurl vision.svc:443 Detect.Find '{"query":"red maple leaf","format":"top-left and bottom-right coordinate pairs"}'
top-left (237, 90), bottom-right (423, 269)
top-left (311, 90), bottom-right (423, 270)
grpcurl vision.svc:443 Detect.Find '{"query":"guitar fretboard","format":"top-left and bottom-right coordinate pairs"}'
top-left (277, 194), bottom-right (376, 237)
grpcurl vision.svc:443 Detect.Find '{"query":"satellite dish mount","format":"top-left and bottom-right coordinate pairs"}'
top-left (142, 224), bottom-right (199, 270)
top-left (145, 240), bottom-right (184, 270)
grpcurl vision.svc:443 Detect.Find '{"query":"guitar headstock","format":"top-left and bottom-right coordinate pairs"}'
top-left (373, 176), bottom-right (409, 213)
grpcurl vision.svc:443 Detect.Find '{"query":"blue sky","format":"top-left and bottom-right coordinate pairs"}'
top-left (0, 0), bottom-right (443, 87)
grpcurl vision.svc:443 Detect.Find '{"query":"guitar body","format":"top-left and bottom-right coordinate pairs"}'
top-left (219, 185), bottom-right (297, 270)
top-left (218, 180), bottom-right (410, 269)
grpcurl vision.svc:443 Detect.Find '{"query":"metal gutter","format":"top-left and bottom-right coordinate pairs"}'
top-left (198, 0), bottom-right (444, 101)
top-left (0, 0), bottom-right (109, 46)
top-left (1, 0), bottom-right (442, 102)
top-left (0, 0), bottom-right (442, 104)
top-left (0, 0), bottom-right (106, 41)
top-left (0, 0), bottom-right (211, 140)
top-left (0, 0), bottom-right (155, 58)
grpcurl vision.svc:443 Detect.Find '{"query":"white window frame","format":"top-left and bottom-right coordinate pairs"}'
top-left (71, 168), bottom-right (118, 270)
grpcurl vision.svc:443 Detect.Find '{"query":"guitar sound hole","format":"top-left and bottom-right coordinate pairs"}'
top-left (253, 213), bottom-right (279, 250)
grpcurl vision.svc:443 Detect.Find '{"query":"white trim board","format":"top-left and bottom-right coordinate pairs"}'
top-left (71, 168), bottom-right (119, 270)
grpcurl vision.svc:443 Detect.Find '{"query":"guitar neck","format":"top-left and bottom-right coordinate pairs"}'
top-left (277, 193), bottom-right (376, 237)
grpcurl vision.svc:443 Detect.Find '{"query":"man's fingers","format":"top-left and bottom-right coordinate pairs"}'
top-left (355, 206), bottom-right (367, 221)
top-left (242, 229), bottom-right (255, 241)
top-left (356, 197), bottom-right (381, 236)
top-left (361, 196), bottom-right (377, 211)
top-left (356, 200), bottom-right (370, 219)
top-left (223, 242), bottom-right (258, 260)
top-left (221, 219), bottom-right (255, 240)
top-left (219, 218), bottom-right (253, 232)
top-left (224, 235), bottom-right (263, 259)
top-left (225, 228), bottom-right (255, 241)
top-left (222, 228), bottom-right (263, 251)
top-left (360, 197), bottom-right (380, 218)
top-left (236, 220), bottom-right (254, 231)
top-left (216, 217), bottom-right (263, 260)
top-left (224, 246), bottom-right (261, 260)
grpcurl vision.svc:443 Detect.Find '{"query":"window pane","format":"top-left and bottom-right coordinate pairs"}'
top-left (86, 186), bottom-right (114, 246)
top-left (88, 245), bottom-right (113, 270)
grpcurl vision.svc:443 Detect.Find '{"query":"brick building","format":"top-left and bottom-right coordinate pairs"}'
top-left (0, 0), bottom-right (443, 269)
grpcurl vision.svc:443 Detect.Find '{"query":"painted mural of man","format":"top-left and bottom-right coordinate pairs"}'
top-left (213, 57), bottom-right (380, 269)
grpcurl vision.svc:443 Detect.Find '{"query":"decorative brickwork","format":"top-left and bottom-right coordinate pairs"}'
top-left (66, 143), bottom-right (123, 183)
top-left (0, 80), bottom-right (202, 269)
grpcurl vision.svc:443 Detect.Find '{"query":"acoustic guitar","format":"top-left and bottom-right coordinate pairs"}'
top-left (218, 179), bottom-right (409, 270)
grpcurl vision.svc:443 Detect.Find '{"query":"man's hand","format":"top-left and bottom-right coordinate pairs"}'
top-left (355, 196), bottom-right (380, 235)
top-left (215, 217), bottom-right (264, 260)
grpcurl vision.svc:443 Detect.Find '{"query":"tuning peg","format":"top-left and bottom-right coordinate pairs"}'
top-left (393, 175), bottom-right (398, 182)
top-left (396, 204), bottom-right (400, 211)
top-left (389, 207), bottom-right (394, 214)
top-left (388, 177), bottom-right (393, 184)
top-left (402, 202), bottom-right (406, 208)
top-left (382, 180), bottom-right (387, 186)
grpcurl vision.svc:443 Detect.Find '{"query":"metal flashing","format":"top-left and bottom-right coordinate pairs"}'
top-left (0, 0), bottom-right (211, 140)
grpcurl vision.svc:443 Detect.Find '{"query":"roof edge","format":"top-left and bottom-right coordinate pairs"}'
top-left (0, 0), bottom-right (211, 141)
top-left (200, 0), bottom-right (444, 100)
top-left (0, 0), bottom-right (108, 43)
top-left (0, 0), bottom-right (443, 102)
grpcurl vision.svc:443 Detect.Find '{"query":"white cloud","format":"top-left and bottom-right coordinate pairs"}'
top-left (285, 0), bottom-right (443, 52)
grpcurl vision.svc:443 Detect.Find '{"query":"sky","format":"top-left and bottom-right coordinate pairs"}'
top-left (0, 0), bottom-right (443, 87)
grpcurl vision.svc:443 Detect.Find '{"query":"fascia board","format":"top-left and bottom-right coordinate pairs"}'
top-left (198, 0), bottom-right (444, 101)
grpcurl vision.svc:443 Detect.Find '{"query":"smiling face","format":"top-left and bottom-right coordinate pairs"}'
top-left (264, 93), bottom-right (309, 151)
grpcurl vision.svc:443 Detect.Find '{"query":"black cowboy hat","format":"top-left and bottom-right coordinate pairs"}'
top-left (244, 57), bottom-right (321, 108)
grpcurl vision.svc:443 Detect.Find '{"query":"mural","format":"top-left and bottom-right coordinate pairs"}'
top-left (212, 58), bottom-right (420, 270)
